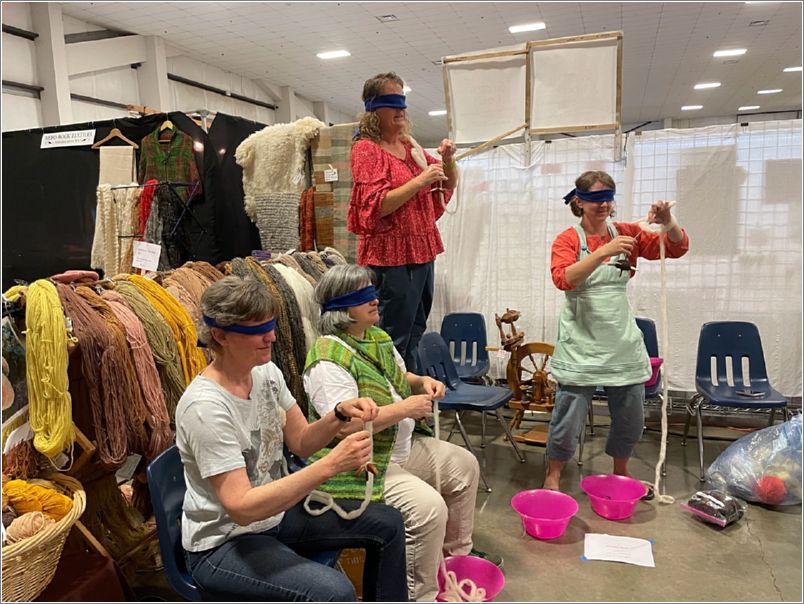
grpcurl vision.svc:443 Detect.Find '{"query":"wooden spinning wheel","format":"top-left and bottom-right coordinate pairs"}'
top-left (507, 342), bottom-right (556, 445)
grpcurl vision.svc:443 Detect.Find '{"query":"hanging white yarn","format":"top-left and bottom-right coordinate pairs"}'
top-left (431, 399), bottom-right (486, 602)
top-left (303, 421), bottom-right (376, 519)
top-left (633, 201), bottom-right (677, 506)
top-left (408, 136), bottom-right (459, 216)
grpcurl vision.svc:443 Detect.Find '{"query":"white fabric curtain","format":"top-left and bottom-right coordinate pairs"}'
top-left (431, 120), bottom-right (802, 397)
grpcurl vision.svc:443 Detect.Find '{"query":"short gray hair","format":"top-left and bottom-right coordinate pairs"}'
top-left (315, 264), bottom-right (375, 335)
top-left (198, 275), bottom-right (275, 352)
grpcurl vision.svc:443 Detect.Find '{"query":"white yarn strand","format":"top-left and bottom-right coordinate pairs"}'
top-left (634, 203), bottom-right (676, 505)
top-left (303, 420), bottom-right (375, 519)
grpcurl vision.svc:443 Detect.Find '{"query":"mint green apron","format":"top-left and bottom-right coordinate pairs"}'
top-left (550, 223), bottom-right (651, 387)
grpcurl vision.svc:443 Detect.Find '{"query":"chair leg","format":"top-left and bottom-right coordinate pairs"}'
top-left (480, 412), bottom-right (487, 448)
top-left (452, 412), bottom-right (492, 492)
top-left (588, 402), bottom-right (595, 436)
top-left (768, 408), bottom-right (776, 426)
top-left (495, 409), bottom-right (525, 463)
top-left (696, 407), bottom-right (705, 482)
top-left (446, 412), bottom-right (459, 443)
top-left (577, 420), bottom-right (585, 466)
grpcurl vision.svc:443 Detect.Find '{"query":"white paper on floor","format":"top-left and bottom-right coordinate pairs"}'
top-left (583, 533), bottom-right (655, 567)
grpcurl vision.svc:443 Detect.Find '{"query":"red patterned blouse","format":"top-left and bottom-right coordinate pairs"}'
top-left (348, 139), bottom-right (454, 267)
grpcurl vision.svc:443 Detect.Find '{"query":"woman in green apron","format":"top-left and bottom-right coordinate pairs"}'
top-left (544, 171), bottom-right (689, 491)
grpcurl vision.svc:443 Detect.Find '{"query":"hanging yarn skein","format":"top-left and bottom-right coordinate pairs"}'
top-left (633, 201), bottom-right (677, 506)
top-left (24, 280), bottom-right (75, 461)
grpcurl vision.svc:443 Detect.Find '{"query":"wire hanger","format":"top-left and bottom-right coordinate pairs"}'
top-left (91, 125), bottom-right (139, 149)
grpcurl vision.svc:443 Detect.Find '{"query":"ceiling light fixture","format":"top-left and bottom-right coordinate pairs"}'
top-left (713, 48), bottom-right (747, 57)
top-left (783, 66), bottom-right (802, 72)
top-left (376, 14), bottom-right (398, 22)
top-left (694, 82), bottom-right (721, 90)
top-left (432, 59), bottom-right (443, 66)
top-left (738, 105), bottom-right (760, 111)
top-left (757, 88), bottom-right (782, 94)
top-left (681, 105), bottom-right (703, 111)
top-left (428, 110), bottom-right (447, 116)
top-left (508, 22), bottom-right (546, 34)
top-left (403, 85), bottom-right (412, 93)
top-left (316, 50), bottom-right (351, 60)
top-left (749, 20), bottom-right (769, 26)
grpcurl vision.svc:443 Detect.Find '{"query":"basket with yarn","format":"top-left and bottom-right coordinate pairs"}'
top-left (1, 473), bottom-right (86, 602)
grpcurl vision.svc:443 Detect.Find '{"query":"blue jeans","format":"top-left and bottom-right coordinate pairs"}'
top-left (371, 262), bottom-right (434, 373)
top-left (546, 383), bottom-right (645, 462)
top-left (186, 500), bottom-right (408, 602)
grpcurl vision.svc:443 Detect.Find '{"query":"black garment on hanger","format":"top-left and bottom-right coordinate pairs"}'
top-left (207, 113), bottom-right (265, 261)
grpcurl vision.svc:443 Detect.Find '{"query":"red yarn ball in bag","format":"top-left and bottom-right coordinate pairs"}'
top-left (754, 475), bottom-right (787, 505)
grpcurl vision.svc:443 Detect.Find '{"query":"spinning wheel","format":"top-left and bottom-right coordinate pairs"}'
top-left (507, 343), bottom-right (556, 445)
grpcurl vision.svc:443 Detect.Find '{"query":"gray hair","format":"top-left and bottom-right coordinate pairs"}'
top-left (315, 264), bottom-right (375, 335)
top-left (198, 275), bottom-right (275, 352)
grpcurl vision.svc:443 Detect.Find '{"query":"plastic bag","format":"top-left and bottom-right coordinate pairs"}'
top-left (706, 414), bottom-right (802, 506)
top-left (680, 489), bottom-right (746, 527)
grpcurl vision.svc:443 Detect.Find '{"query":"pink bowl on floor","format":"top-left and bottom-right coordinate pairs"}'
top-left (511, 489), bottom-right (579, 540)
top-left (436, 555), bottom-right (505, 602)
top-left (580, 474), bottom-right (647, 520)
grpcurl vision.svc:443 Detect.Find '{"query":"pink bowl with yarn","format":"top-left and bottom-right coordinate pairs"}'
top-left (436, 555), bottom-right (505, 602)
top-left (581, 474), bottom-right (647, 520)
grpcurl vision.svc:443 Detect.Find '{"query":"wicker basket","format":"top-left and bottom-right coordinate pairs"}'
top-left (1, 473), bottom-right (86, 602)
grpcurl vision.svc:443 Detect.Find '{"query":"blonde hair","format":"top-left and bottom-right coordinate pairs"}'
top-left (356, 72), bottom-right (412, 143)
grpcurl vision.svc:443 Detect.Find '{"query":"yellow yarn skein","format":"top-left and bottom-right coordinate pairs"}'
top-left (25, 280), bottom-right (74, 459)
top-left (128, 275), bottom-right (207, 385)
top-left (3, 284), bottom-right (27, 303)
top-left (3, 479), bottom-right (73, 521)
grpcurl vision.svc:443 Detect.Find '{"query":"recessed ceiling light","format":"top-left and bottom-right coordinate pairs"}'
top-left (508, 22), bottom-right (546, 34)
top-left (694, 82), bottom-right (721, 90)
top-left (783, 66), bottom-right (802, 72)
top-left (749, 20), bottom-right (769, 26)
top-left (376, 14), bottom-right (398, 23)
top-left (738, 105), bottom-right (760, 111)
top-left (713, 48), bottom-right (747, 57)
top-left (757, 88), bottom-right (782, 94)
top-left (403, 85), bottom-right (412, 93)
top-left (681, 105), bottom-right (703, 111)
top-left (316, 50), bottom-right (351, 60)
top-left (428, 110), bottom-right (447, 116)
top-left (432, 59), bottom-right (443, 66)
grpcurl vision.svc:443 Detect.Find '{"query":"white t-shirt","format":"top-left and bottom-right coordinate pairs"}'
top-left (175, 362), bottom-right (297, 552)
top-left (303, 335), bottom-right (415, 464)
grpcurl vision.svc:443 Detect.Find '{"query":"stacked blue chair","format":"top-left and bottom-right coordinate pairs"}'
top-left (439, 313), bottom-right (491, 384)
top-left (418, 332), bottom-right (526, 492)
top-left (682, 321), bottom-right (788, 481)
top-left (147, 445), bottom-right (340, 601)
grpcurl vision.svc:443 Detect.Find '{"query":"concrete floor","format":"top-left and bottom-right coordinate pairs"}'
top-left (448, 408), bottom-right (803, 603)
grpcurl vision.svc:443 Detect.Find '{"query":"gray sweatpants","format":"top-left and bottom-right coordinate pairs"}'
top-left (546, 383), bottom-right (645, 462)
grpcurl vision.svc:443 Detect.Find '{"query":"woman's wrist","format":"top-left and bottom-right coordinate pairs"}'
top-left (442, 158), bottom-right (457, 170)
top-left (333, 402), bottom-right (351, 422)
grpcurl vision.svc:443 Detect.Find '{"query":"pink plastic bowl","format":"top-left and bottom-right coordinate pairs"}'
top-left (436, 555), bottom-right (505, 602)
top-left (646, 357), bottom-right (664, 388)
top-left (580, 474), bottom-right (647, 520)
top-left (510, 489), bottom-right (579, 540)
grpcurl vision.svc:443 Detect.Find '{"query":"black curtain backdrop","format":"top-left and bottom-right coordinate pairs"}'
top-left (2, 112), bottom-right (267, 290)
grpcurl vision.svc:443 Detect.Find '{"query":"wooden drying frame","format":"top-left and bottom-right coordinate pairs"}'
top-left (526, 30), bottom-right (623, 136)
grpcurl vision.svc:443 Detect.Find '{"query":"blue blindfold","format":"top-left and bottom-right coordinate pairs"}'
top-left (203, 315), bottom-right (276, 335)
top-left (322, 285), bottom-right (378, 313)
top-left (364, 94), bottom-right (407, 112)
top-left (563, 188), bottom-right (616, 204)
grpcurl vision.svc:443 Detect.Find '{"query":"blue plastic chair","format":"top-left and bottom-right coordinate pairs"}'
top-left (147, 446), bottom-right (340, 601)
top-left (418, 332), bottom-right (526, 492)
top-left (682, 321), bottom-right (788, 481)
top-left (439, 313), bottom-right (491, 383)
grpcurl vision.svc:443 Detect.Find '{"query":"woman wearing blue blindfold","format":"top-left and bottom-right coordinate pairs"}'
top-left (348, 72), bottom-right (458, 373)
top-left (303, 264), bottom-right (500, 601)
top-left (174, 276), bottom-right (408, 602)
top-left (544, 170), bottom-right (689, 492)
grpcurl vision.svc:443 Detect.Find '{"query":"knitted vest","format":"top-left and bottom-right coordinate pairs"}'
top-left (305, 326), bottom-right (431, 500)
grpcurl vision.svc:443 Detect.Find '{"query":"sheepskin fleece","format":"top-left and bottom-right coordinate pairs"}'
top-left (235, 116), bottom-right (326, 220)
